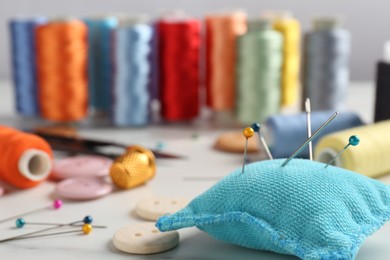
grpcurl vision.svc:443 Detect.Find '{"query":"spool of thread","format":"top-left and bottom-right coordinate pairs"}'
top-left (374, 41), bottom-right (390, 122)
top-left (84, 17), bottom-right (118, 114)
top-left (0, 126), bottom-right (53, 189)
top-left (36, 19), bottom-right (88, 122)
top-left (270, 11), bottom-right (301, 107)
top-left (205, 11), bottom-right (247, 112)
top-left (237, 18), bottom-right (283, 124)
top-left (112, 17), bottom-right (153, 126)
top-left (157, 14), bottom-right (201, 121)
top-left (315, 120), bottom-right (390, 178)
top-left (303, 16), bottom-right (351, 111)
top-left (263, 111), bottom-right (363, 158)
top-left (9, 17), bottom-right (46, 116)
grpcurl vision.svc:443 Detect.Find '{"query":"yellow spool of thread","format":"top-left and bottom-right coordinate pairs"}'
top-left (272, 12), bottom-right (300, 107)
top-left (315, 120), bottom-right (390, 178)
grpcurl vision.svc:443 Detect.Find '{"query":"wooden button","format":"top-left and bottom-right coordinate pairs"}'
top-left (135, 196), bottom-right (189, 221)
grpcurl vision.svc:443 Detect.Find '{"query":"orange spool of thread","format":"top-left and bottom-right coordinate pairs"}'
top-left (0, 126), bottom-right (53, 189)
top-left (205, 11), bottom-right (247, 111)
top-left (36, 19), bottom-right (88, 122)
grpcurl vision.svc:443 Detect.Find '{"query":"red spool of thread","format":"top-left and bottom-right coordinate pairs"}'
top-left (0, 126), bottom-right (53, 189)
top-left (157, 16), bottom-right (201, 121)
top-left (36, 19), bottom-right (88, 122)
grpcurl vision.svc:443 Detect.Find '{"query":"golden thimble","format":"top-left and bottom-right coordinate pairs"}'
top-left (110, 145), bottom-right (156, 189)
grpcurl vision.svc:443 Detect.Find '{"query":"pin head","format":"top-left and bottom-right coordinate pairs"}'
top-left (243, 127), bottom-right (254, 139)
top-left (349, 135), bottom-right (360, 146)
top-left (83, 215), bottom-right (93, 224)
top-left (15, 218), bottom-right (25, 228)
top-left (53, 199), bottom-right (63, 209)
top-left (82, 224), bottom-right (93, 235)
top-left (250, 123), bottom-right (260, 133)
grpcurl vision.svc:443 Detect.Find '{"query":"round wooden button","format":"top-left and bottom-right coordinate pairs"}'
top-left (135, 196), bottom-right (189, 221)
top-left (113, 223), bottom-right (179, 254)
top-left (214, 131), bottom-right (260, 153)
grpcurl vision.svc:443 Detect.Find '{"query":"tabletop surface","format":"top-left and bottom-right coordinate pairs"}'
top-left (1, 80), bottom-right (389, 260)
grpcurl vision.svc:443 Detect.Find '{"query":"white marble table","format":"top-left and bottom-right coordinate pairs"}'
top-left (1, 79), bottom-right (389, 260)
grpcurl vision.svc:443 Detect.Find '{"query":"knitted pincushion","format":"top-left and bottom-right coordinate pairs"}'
top-left (156, 159), bottom-right (390, 260)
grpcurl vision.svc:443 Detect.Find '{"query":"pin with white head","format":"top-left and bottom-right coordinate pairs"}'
top-left (241, 127), bottom-right (254, 174)
top-left (305, 98), bottom-right (313, 160)
top-left (251, 123), bottom-right (273, 160)
top-left (325, 135), bottom-right (360, 168)
top-left (282, 112), bottom-right (339, 167)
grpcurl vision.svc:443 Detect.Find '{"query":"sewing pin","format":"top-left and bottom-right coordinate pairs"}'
top-left (282, 112), bottom-right (339, 167)
top-left (251, 123), bottom-right (273, 160)
top-left (7, 224), bottom-right (93, 241)
top-left (305, 98), bottom-right (313, 160)
top-left (0, 199), bottom-right (63, 224)
top-left (242, 127), bottom-right (254, 174)
top-left (325, 135), bottom-right (360, 168)
top-left (15, 217), bottom-right (106, 229)
top-left (0, 215), bottom-right (94, 243)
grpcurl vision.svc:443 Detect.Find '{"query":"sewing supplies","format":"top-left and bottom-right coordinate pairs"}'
top-left (241, 127), bottom-right (254, 173)
top-left (9, 17), bottom-right (46, 116)
top-left (305, 98), bottom-right (313, 160)
top-left (251, 123), bottom-right (273, 160)
top-left (35, 132), bottom-right (183, 159)
top-left (0, 215), bottom-right (94, 243)
top-left (15, 217), bottom-right (105, 229)
top-left (303, 16), bottom-right (351, 111)
top-left (236, 18), bottom-right (283, 124)
top-left (157, 14), bottom-right (201, 121)
top-left (0, 199), bottom-right (62, 224)
top-left (55, 177), bottom-right (113, 200)
top-left (113, 223), bottom-right (179, 254)
top-left (84, 17), bottom-right (118, 113)
top-left (109, 145), bottom-right (156, 189)
top-left (0, 126), bottom-right (53, 189)
top-left (36, 19), bottom-right (88, 122)
top-left (205, 11), bottom-right (247, 113)
top-left (34, 125), bottom-right (78, 138)
top-left (282, 112), bottom-right (338, 166)
top-left (112, 17), bottom-right (152, 126)
top-left (374, 41), bottom-right (390, 122)
top-left (263, 111), bottom-right (363, 158)
top-left (270, 11), bottom-right (301, 107)
top-left (315, 120), bottom-right (390, 177)
top-left (214, 131), bottom-right (259, 153)
top-left (52, 155), bottom-right (112, 179)
top-left (135, 197), bottom-right (189, 221)
top-left (325, 135), bottom-right (359, 168)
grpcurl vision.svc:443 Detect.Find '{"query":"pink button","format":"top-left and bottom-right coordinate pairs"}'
top-left (55, 177), bottom-right (113, 200)
top-left (52, 156), bottom-right (113, 180)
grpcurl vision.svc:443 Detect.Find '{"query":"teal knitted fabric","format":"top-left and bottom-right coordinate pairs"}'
top-left (156, 159), bottom-right (390, 260)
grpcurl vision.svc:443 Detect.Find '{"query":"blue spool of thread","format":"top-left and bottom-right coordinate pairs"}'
top-left (263, 111), bottom-right (363, 158)
top-left (9, 17), bottom-right (46, 116)
top-left (84, 17), bottom-right (118, 113)
top-left (112, 22), bottom-right (153, 126)
top-left (303, 17), bottom-right (351, 111)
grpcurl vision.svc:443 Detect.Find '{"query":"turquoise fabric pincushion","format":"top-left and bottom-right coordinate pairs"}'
top-left (156, 159), bottom-right (390, 260)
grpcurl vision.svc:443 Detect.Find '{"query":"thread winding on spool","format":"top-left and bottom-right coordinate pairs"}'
top-left (112, 17), bottom-right (152, 126)
top-left (205, 11), bottom-right (247, 111)
top-left (315, 120), bottom-right (390, 177)
top-left (9, 17), bottom-right (46, 116)
top-left (84, 17), bottom-right (118, 113)
top-left (374, 41), bottom-right (390, 122)
top-left (268, 11), bottom-right (300, 107)
top-left (237, 18), bottom-right (283, 124)
top-left (0, 126), bottom-right (53, 189)
top-left (36, 19), bottom-right (88, 122)
top-left (263, 111), bottom-right (363, 158)
top-left (157, 14), bottom-right (201, 121)
top-left (303, 16), bottom-right (351, 111)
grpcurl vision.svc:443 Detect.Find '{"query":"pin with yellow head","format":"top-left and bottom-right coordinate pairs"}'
top-left (242, 127), bottom-right (254, 174)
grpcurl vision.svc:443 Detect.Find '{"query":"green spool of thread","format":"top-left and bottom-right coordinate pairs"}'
top-left (237, 19), bottom-right (283, 124)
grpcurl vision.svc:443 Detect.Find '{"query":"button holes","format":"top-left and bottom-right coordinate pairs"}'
top-left (151, 229), bottom-right (159, 233)
top-left (154, 201), bottom-right (160, 205)
top-left (135, 233), bottom-right (142, 237)
top-left (171, 200), bottom-right (178, 205)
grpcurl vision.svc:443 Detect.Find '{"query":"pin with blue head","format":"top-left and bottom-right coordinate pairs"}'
top-left (242, 127), bottom-right (254, 174)
top-left (325, 135), bottom-right (360, 168)
top-left (251, 123), bottom-right (273, 160)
